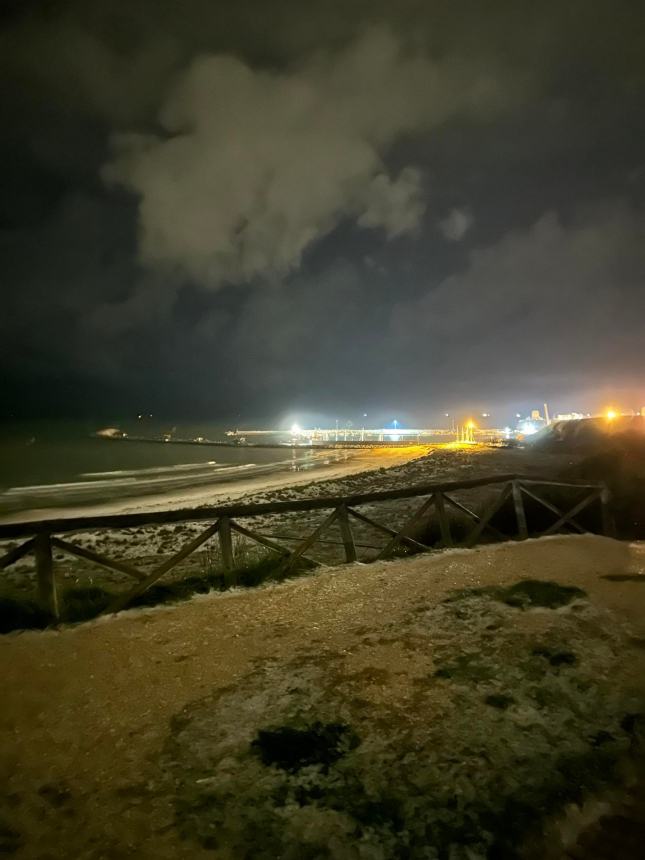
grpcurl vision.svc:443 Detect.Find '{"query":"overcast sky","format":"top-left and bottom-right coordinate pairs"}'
top-left (1, 0), bottom-right (644, 425)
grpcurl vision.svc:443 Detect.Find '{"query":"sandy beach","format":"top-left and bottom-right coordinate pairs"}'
top-left (0, 445), bottom-right (431, 525)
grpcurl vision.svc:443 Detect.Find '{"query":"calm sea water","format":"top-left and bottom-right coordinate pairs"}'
top-left (0, 419), bottom-right (327, 516)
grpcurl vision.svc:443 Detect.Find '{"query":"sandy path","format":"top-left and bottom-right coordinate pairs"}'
top-left (2, 535), bottom-right (645, 858)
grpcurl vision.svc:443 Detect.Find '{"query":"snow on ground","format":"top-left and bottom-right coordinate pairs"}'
top-left (2, 535), bottom-right (645, 858)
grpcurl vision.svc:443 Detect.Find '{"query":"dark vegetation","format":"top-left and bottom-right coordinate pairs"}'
top-left (443, 579), bottom-right (586, 610)
top-left (0, 596), bottom-right (50, 634)
top-left (412, 485), bottom-right (605, 550)
top-left (531, 645), bottom-right (577, 667)
top-left (563, 450), bottom-right (645, 539)
top-left (0, 553), bottom-right (304, 634)
top-left (484, 693), bottom-right (515, 709)
top-left (533, 415), bottom-right (645, 539)
top-left (251, 722), bottom-right (360, 773)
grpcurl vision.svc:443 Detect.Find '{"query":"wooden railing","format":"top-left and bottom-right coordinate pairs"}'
top-left (0, 474), bottom-right (612, 621)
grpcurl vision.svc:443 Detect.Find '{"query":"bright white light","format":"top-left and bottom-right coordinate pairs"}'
top-left (519, 420), bottom-right (538, 436)
top-left (389, 434), bottom-right (400, 442)
top-left (290, 423), bottom-right (302, 435)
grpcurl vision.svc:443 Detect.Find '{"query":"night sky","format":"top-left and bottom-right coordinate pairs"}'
top-left (2, 0), bottom-right (644, 425)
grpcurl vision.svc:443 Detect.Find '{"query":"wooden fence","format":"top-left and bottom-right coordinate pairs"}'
top-left (0, 474), bottom-right (612, 621)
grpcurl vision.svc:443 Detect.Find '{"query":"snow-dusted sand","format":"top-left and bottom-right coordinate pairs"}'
top-left (2, 535), bottom-right (645, 858)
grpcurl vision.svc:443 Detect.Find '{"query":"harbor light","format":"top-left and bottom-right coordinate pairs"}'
top-left (518, 420), bottom-right (538, 436)
top-left (605, 409), bottom-right (617, 421)
top-left (290, 422), bottom-right (302, 435)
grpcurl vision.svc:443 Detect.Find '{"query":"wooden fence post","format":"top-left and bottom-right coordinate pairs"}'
top-left (600, 484), bottom-right (615, 538)
top-left (34, 532), bottom-right (59, 620)
top-left (434, 491), bottom-right (453, 547)
top-left (512, 481), bottom-right (529, 540)
top-left (465, 483), bottom-right (513, 548)
top-left (336, 504), bottom-right (357, 563)
top-left (104, 521), bottom-right (220, 615)
top-left (282, 508), bottom-right (339, 573)
top-left (219, 516), bottom-right (234, 570)
top-left (376, 495), bottom-right (435, 560)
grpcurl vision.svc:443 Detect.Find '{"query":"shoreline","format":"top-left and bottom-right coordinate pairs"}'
top-left (0, 444), bottom-right (579, 602)
top-left (0, 444), bottom-right (431, 525)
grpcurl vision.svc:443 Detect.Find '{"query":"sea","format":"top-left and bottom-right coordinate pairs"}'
top-left (0, 419), bottom-right (338, 518)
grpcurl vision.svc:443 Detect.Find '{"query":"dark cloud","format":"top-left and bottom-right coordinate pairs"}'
top-left (389, 203), bottom-right (645, 399)
top-left (1, 0), bottom-right (644, 421)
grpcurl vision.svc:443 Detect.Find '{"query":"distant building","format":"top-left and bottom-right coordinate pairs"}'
top-left (95, 427), bottom-right (127, 439)
top-left (516, 410), bottom-right (546, 436)
top-left (553, 412), bottom-right (586, 422)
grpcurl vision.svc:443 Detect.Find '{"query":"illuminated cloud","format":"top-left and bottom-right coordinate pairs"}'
top-left (103, 28), bottom-right (505, 288)
top-left (439, 207), bottom-right (473, 241)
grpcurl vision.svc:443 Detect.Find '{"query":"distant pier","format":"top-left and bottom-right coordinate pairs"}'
top-left (95, 425), bottom-right (507, 449)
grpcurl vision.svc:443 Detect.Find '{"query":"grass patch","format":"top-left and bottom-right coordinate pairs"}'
top-left (0, 596), bottom-right (50, 634)
top-left (0, 819), bottom-right (22, 854)
top-left (60, 586), bottom-right (112, 622)
top-left (131, 554), bottom-right (305, 609)
top-left (484, 693), bottom-right (515, 710)
top-left (251, 722), bottom-right (360, 773)
top-left (435, 655), bottom-right (496, 683)
top-left (0, 553), bottom-right (308, 633)
top-left (500, 580), bottom-right (586, 609)
top-left (531, 646), bottom-right (577, 667)
top-left (445, 579), bottom-right (586, 611)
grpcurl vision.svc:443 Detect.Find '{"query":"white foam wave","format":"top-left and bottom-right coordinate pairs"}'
top-left (2, 462), bottom-right (259, 498)
top-left (82, 461), bottom-right (218, 478)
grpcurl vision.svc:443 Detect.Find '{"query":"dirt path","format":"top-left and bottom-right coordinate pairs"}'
top-left (2, 535), bottom-right (645, 858)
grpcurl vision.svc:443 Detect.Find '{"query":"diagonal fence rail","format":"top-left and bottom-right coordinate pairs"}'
top-left (0, 474), bottom-right (612, 621)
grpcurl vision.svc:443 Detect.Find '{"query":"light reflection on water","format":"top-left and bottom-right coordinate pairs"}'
top-left (0, 419), bottom-right (340, 515)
